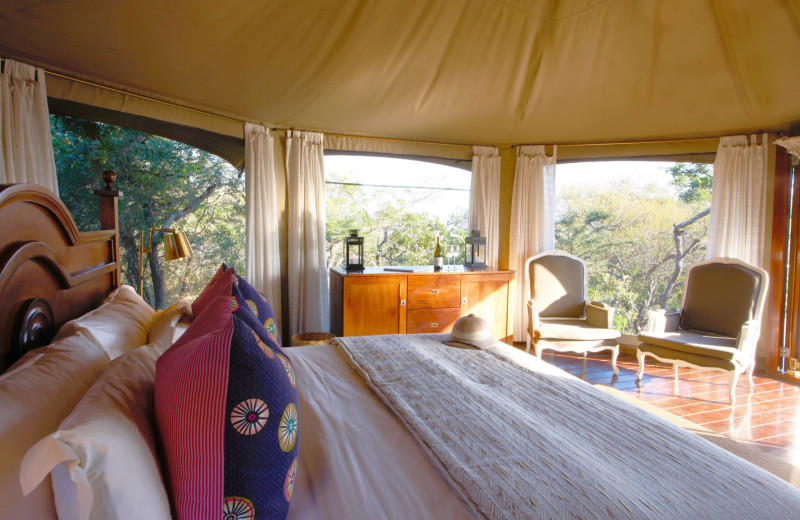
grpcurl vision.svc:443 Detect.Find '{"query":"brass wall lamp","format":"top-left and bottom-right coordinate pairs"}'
top-left (138, 228), bottom-right (193, 295)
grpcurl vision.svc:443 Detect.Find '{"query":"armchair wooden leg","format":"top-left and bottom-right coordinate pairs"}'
top-left (525, 336), bottom-right (531, 354)
top-left (728, 370), bottom-right (739, 406)
top-left (636, 350), bottom-right (645, 380)
top-left (532, 331), bottom-right (542, 359)
top-left (610, 346), bottom-right (619, 374)
top-left (746, 364), bottom-right (755, 389)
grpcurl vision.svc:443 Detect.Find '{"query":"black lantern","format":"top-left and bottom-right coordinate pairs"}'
top-left (345, 229), bottom-right (364, 271)
top-left (464, 230), bottom-right (487, 268)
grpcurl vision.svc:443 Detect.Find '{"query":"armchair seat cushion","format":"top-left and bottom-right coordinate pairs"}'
top-left (540, 318), bottom-right (621, 341)
top-left (638, 330), bottom-right (738, 361)
top-left (637, 344), bottom-right (739, 372)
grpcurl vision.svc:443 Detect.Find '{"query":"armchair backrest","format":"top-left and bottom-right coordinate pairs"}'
top-left (680, 258), bottom-right (768, 338)
top-left (526, 250), bottom-right (586, 318)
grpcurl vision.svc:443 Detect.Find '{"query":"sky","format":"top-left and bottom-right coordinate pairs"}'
top-left (325, 155), bottom-right (471, 219)
top-left (557, 161), bottom-right (676, 193)
top-left (324, 155), bottom-right (679, 220)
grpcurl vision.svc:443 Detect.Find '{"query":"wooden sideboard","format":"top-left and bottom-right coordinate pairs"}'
top-left (330, 266), bottom-right (514, 343)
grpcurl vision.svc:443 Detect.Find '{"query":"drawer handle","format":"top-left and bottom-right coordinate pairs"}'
top-left (430, 322), bottom-right (439, 328)
top-left (430, 289), bottom-right (439, 294)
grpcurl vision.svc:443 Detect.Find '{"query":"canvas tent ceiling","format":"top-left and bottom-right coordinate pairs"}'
top-left (1, 0), bottom-right (799, 149)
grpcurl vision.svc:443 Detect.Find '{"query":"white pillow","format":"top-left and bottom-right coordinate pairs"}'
top-left (0, 347), bottom-right (48, 381)
top-left (55, 285), bottom-right (155, 359)
top-left (148, 299), bottom-right (192, 352)
top-left (21, 344), bottom-right (171, 520)
top-left (0, 332), bottom-right (109, 520)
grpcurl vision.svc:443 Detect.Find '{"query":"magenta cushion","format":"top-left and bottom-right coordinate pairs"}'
top-left (190, 264), bottom-right (227, 319)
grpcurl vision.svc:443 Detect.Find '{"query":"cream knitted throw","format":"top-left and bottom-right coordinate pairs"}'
top-left (334, 334), bottom-right (800, 520)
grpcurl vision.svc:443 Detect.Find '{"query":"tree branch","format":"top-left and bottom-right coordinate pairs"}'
top-left (162, 183), bottom-right (219, 228)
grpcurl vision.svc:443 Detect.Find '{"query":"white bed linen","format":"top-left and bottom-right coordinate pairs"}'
top-left (285, 344), bottom-right (475, 520)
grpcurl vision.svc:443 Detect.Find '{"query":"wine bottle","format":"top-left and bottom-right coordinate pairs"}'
top-left (434, 236), bottom-right (443, 270)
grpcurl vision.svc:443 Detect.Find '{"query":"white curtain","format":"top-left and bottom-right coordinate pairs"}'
top-left (244, 123), bottom-right (282, 334)
top-left (775, 136), bottom-right (800, 158)
top-left (0, 59), bottom-right (58, 192)
top-left (468, 146), bottom-right (500, 267)
top-left (285, 130), bottom-right (329, 336)
top-left (707, 135), bottom-right (768, 267)
top-left (509, 145), bottom-right (557, 342)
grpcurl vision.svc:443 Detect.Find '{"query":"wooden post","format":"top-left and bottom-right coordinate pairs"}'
top-left (767, 149), bottom-right (789, 377)
top-left (93, 170), bottom-right (123, 289)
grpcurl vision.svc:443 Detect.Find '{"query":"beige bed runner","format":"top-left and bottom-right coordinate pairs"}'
top-left (334, 334), bottom-right (800, 520)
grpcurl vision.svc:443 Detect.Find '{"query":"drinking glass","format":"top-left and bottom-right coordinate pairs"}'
top-left (447, 245), bottom-right (458, 271)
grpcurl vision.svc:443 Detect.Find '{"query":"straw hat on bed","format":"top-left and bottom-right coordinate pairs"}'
top-left (443, 314), bottom-right (496, 349)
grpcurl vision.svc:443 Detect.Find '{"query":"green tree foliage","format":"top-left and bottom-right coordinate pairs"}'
top-left (556, 177), bottom-right (709, 334)
top-left (667, 162), bottom-right (713, 203)
top-left (51, 115), bottom-right (244, 309)
top-left (326, 172), bottom-right (468, 268)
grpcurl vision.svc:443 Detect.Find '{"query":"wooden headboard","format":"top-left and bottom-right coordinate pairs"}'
top-left (0, 172), bottom-right (121, 371)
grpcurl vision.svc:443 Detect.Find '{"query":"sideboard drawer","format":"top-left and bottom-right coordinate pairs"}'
top-left (407, 275), bottom-right (461, 309)
top-left (407, 308), bottom-right (461, 333)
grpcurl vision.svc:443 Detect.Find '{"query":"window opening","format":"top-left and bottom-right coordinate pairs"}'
top-left (555, 161), bottom-right (712, 335)
top-left (51, 114), bottom-right (245, 309)
top-left (325, 154), bottom-right (470, 268)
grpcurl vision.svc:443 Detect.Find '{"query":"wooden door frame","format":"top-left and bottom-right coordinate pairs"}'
top-left (766, 146), bottom-right (800, 380)
top-left (788, 152), bottom-right (800, 373)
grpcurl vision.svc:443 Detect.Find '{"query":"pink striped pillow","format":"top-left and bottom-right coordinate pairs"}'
top-left (190, 264), bottom-right (227, 319)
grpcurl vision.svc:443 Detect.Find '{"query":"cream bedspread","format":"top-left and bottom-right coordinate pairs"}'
top-left (329, 334), bottom-right (800, 520)
top-left (285, 341), bottom-right (475, 520)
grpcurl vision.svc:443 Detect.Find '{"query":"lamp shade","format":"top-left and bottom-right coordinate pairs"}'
top-left (164, 231), bottom-right (193, 261)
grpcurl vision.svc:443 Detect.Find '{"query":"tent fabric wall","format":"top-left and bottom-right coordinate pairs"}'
top-left (45, 74), bottom-right (244, 140)
top-left (324, 134), bottom-right (472, 161)
top-left (556, 139), bottom-right (721, 164)
top-left (48, 98), bottom-right (246, 168)
top-left (1, 1), bottom-right (798, 148)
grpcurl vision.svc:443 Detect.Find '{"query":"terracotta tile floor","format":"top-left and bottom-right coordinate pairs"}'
top-left (536, 349), bottom-right (800, 466)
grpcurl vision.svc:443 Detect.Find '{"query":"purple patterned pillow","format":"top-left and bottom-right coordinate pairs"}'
top-left (229, 268), bottom-right (282, 347)
top-left (213, 263), bottom-right (281, 347)
top-left (155, 268), bottom-right (299, 519)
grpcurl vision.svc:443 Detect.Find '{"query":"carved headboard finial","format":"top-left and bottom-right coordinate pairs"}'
top-left (94, 170), bottom-right (121, 198)
top-left (101, 170), bottom-right (117, 190)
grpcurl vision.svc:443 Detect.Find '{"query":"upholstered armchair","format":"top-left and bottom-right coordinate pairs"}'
top-left (525, 250), bottom-right (621, 373)
top-left (636, 258), bottom-right (768, 405)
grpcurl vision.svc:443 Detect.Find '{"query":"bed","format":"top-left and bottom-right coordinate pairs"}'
top-left (2, 179), bottom-right (800, 520)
